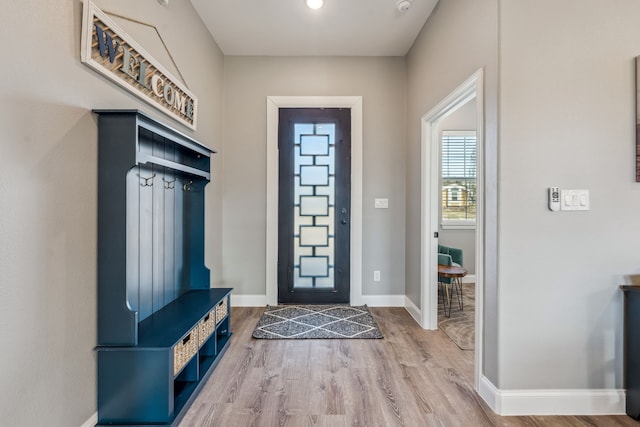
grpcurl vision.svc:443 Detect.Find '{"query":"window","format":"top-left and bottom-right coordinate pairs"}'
top-left (441, 131), bottom-right (476, 228)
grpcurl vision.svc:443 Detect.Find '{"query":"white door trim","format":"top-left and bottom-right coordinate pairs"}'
top-left (420, 69), bottom-right (484, 389)
top-left (266, 96), bottom-right (363, 306)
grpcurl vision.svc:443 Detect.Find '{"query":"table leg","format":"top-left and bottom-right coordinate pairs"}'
top-left (455, 278), bottom-right (463, 311)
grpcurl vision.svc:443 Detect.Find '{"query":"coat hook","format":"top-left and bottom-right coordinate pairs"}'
top-left (162, 177), bottom-right (176, 190)
top-left (183, 180), bottom-right (193, 191)
top-left (137, 173), bottom-right (156, 187)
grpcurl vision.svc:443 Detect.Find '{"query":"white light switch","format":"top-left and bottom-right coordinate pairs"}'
top-left (374, 198), bottom-right (389, 209)
top-left (560, 189), bottom-right (589, 211)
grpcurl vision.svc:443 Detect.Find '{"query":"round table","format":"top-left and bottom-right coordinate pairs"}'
top-left (437, 264), bottom-right (467, 317)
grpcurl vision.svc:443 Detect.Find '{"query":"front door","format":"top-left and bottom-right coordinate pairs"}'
top-left (278, 108), bottom-right (351, 304)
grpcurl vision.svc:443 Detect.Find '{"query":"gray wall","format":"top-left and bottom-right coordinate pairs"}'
top-left (4, 1), bottom-right (638, 424)
top-left (0, 1), bottom-right (224, 425)
top-left (497, 0), bottom-right (640, 390)
top-left (439, 101), bottom-right (477, 275)
top-left (405, 0), bottom-right (500, 382)
top-left (408, 0), bottom-right (640, 392)
top-left (221, 56), bottom-right (406, 297)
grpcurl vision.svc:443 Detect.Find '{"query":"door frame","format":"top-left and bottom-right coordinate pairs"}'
top-left (266, 96), bottom-right (363, 306)
top-left (420, 69), bottom-right (484, 388)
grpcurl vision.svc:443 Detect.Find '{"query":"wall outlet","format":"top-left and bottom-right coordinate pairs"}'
top-left (373, 270), bottom-right (381, 282)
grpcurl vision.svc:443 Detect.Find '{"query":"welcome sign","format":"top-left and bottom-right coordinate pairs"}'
top-left (80, 1), bottom-right (198, 130)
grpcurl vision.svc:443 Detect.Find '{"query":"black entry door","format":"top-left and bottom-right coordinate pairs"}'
top-left (278, 108), bottom-right (351, 304)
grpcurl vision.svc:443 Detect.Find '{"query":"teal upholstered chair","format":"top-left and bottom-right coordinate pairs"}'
top-left (437, 244), bottom-right (463, 284)
top-left (438, 244), bottom-right (464, 312)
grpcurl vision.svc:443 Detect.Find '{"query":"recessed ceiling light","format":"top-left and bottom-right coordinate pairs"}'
top-left (306, 0), bottom-right (324, 10)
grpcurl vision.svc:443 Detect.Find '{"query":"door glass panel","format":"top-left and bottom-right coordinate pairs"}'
top-left (300, 195), bottom-right (329, 216)
top-left (300, 165), bottom-right (329, 186)
top-left (293, 123), bottom-right (335, 289)
top-left (299, 225), bottom-right (329, 247)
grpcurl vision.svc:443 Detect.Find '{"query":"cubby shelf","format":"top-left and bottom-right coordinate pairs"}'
top-left (94, 110), bottom-right (231, 427)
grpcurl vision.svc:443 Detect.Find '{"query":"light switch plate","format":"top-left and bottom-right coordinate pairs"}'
top-left (374, 198), bottom-right (388, 209)
top-left (560, 189), bottom-right (589, 211)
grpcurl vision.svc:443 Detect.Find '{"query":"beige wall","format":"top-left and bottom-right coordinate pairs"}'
top-left (222, 56), bottom-right (406, 297)
top-left (0, 0), bottom-right (224, 425)
top-left (405, 0), bottom-right (499, 382)
top-left (498, 0), bottom-right (640, 390)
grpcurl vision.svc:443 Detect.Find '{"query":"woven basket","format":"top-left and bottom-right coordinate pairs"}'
top-left (173, 329), bottom-right (197, 376)
top-left (215, 298), bottom-right (228, 325)
top-left (197, 310), bottom-right (216, 347)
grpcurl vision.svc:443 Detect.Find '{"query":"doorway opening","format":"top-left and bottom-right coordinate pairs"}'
top-left (420, 69), bottom-right (484, 388)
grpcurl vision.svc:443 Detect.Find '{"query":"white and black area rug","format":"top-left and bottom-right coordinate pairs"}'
top-left (252, 305), bottom-right (383, 339)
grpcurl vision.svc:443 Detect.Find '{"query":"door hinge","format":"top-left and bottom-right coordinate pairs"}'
top-left (434, 232), bottom-right (439, 238)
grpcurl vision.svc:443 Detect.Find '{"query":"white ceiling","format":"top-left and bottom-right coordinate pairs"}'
top-left (190, 0), bottom-right (439, 57)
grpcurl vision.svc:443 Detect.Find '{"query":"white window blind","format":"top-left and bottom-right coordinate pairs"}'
top-left (441, 131), bottom-right (476, 226)
top-left (442, 132), bottom-right (476, 180)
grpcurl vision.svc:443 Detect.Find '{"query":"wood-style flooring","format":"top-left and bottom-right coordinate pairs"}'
top-left (180, 307), bottom-right (638, 427)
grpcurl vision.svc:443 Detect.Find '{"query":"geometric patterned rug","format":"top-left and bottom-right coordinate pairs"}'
top-left (252, 305), bottom-right (383, 339)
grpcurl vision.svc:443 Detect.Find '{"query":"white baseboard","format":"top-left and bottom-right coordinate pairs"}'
top-left (230, 294), bottom-right (267, 306)
top-left (359, 294), bottom-right (405, 307)
top-left (479, 375), bottom-right (500, 412)
top-left (404, 296), bottom-right (422, 326)
top-left (479, 376), bottom-right (625, 416)
top-left (81, 412), bottom-right (97, 427)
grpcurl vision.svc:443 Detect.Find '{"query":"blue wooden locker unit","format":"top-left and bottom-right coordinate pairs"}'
top-left (94, 110), bottom-right (231, 426)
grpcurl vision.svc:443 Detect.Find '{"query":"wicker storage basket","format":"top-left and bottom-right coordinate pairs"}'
top-left (215, 298), bottom-right (228, 324)
top-left (197, 310), bottom-right (216, 347)
top-left (173, 329), bottom-right (198, 376)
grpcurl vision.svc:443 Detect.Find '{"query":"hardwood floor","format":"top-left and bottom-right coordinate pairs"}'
top-left (180, 307), bottom-right (637, 427)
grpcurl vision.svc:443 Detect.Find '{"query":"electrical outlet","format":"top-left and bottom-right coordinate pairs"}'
top-left (373, 270), bottom-right (381, 282)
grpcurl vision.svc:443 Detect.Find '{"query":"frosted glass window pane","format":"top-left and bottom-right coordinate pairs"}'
top-left (314, 238), bottom-right (334, 265)
top-left (293, 237), bottom-right (313, 261)
top-left (314, 147), bottom-right (335, 175)
top-left (294, 146), bottom-right (313, 173)
top-left (294, 176), bottom-right (314, 205)
top-left (300, 196), bottom-right (329, 216)
top-left (315, 176), bottom-right (335, 205)
top-left (295, 124), bottom-right (314, 142)
top-left (300, 256), bottom-right (329, 277)
top-left (299, 226), bottom-right (328, 247)
top-left (300, 165), bottom-right (329, 186)
top-left (315, 124), bottom-right (335, 145)
top-left (294, 206), bottom-right (314, 234)
top-left (300, 135), bottom-right (329, 156)
top-left (314, 268), bottom-right (334, 289)
top-left (294, 267), bottom-right (313, 288)
top-left (291, 121), bottom-right (338, 289)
